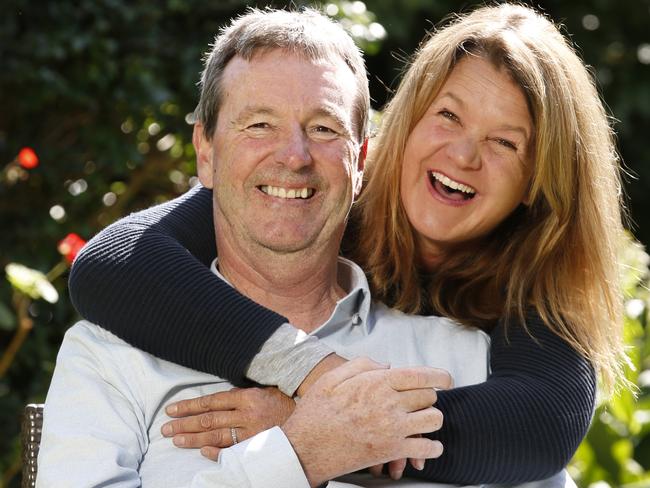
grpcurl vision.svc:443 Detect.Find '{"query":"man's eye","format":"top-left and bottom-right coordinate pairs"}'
top-left (247, 122), bottom-right (270, 130)
top-left (310, 125), bottom-right (339, 140)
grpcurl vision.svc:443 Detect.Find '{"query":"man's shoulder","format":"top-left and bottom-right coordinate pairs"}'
top-left (57, 321), bottom-right (146, 377)
top-left (61, 321), bottom-right (221, 383)
top-left (65, 320), bottom-right (128, 343)
top-left (61, 320), bottom-right (134, 358)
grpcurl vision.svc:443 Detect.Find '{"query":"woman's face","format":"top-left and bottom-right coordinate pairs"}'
top-left (400, 56), bottom-right (533, 266)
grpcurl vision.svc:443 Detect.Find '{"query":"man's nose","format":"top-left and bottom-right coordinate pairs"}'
top-left (276, 128), bottom-right (313, 170)
top-left (445, 136), bottom-right (480, 170)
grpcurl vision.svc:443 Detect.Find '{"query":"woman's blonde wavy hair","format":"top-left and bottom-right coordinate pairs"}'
top-left (353, 3), bottom-right (627, 389)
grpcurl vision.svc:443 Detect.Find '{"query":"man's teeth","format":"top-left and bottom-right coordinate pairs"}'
top-left (260, 185), bottom-right (314, 199)
top-left (430, 171), bottom-right (476, 195)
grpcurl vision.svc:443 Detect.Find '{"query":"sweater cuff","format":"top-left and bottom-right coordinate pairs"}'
top-left (246, 323), bottom-right (334, 396)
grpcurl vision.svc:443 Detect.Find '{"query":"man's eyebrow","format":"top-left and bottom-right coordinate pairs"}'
top-left (233, 105), bottom-right (276, 125)
top-left (312, 106), bottom-right (353, 134)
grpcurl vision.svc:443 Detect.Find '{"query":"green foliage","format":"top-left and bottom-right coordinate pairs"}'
top-left (1, 1), bottom-right (649, 487)
top-left (569, 237), bottom-right (650, 486)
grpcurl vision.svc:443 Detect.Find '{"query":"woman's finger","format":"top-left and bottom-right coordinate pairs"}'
top-left (409, 457), bottom-right (425, 470)
top-left (388, 458), bottom-right (407, 480)
top-left (162, 410), bottom-right (240, 436)
top-left (171, 427), bottom-right (248, 449)
top-left (166, 390), bottom-right (242, 417)
top-left (200, 446), bottom-right (222, 460)
top-left (403, 406), bottom-right (444, 437)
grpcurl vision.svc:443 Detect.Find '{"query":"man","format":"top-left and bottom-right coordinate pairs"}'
top-left (37, 8), bottom-right (569, 488)
top-left (36, 8), bottom-right (480, 487)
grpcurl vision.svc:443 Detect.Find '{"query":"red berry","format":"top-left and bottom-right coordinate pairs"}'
top-left (57, 233), bottom-right (87, 264)
top-left (18, 147), bottom-right (39, 169)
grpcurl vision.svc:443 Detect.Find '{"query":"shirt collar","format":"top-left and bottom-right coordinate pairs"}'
top-left (210, 256), bottom-right (372, 333)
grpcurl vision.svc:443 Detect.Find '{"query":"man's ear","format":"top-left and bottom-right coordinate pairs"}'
top-left (193, 123), bottom-right (214, 189)
top-left (352, 138), bottom-right (368, 198)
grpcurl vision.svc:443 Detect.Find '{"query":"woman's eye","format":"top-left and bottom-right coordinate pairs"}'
top-left (495, 138), bottom-right (518, 151)
top-left (438, 110), bottom-right (459, 123)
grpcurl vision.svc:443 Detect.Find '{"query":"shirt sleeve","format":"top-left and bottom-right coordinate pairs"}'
top-left (191, 427), bottom-right (310, 488)
top-left (37, 324), bottom-right (311, 488)
top-left (37, 325), bottom-right (149, 487)
top-left (406, 312), bottom-right (596, 484)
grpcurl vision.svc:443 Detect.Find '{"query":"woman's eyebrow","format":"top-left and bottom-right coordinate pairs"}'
top-left (437, 92), bottom-right (465, 108)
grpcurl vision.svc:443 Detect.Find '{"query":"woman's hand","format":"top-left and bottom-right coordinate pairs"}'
top-left (368, 457), bottom-right (426, 480)
top-left (161, 386), bottom-right (295, 459)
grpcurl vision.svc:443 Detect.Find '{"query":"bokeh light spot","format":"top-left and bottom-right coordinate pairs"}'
top-left (148, 122), bottom-right (161, 136)
top-left (49, 205), bottom-right (66, 221)
top-left (157, 133), bottom-right (176, 152)
top-left (325, 3), bottom-right (339, 16)
top-left (102, 192), bottom-right (117, 206)
top-left (637, 44), bottom-right (650, 64)
top-left (351, 1), bottom-right (366, 15)
top-left (582, 14), bottom-right (600, 31)
top-left (67, 178), bottom-right (88, 196)
top-left (169, 169), bottom-right (185, 185)
top-left (121, 119), bottom-right (134, 134)
top-left (368, 22), bottom-right (386, 41)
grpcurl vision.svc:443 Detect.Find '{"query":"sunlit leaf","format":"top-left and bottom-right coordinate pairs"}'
top-left (5, 263), bottom-right (59, 304)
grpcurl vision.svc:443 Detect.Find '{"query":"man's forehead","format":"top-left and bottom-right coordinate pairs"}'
top-left (220, 50), bottom-right (357, 121)
top-left (222, 49), bottom-right (349, 81)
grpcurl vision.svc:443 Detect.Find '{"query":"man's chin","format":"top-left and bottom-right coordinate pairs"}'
top-left (256, 238), bottom-right (319, 255)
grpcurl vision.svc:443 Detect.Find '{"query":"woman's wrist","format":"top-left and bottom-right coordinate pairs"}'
top-left (295, 353), bottom-right (348, 397)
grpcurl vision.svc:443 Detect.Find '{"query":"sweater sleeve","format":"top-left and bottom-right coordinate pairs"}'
top-left (68, 185), bottom-right (289, 386)
top-left (406, 312), bottom-right (596, 483)
top-left (69, 186), bottom-right (596, 483)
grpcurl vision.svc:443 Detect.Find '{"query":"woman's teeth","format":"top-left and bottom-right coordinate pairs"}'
top-left (260, 185), bottom-right (314, 199)
top-left (429, 171), bottom-right (476, 197)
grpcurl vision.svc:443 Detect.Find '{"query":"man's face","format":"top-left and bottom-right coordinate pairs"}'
top-left (196, 49), bottom-right (363, 256)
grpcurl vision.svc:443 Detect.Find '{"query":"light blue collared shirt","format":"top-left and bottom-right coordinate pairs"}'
top-left (36, 257), bottom-right (570, 487)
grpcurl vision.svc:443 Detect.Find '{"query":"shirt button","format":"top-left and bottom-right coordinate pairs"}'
top-left (351, 313), bottom-right (361, 325)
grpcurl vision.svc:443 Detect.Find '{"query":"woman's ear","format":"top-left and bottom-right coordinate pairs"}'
top-left (193, 123), bottom-right (214, 189)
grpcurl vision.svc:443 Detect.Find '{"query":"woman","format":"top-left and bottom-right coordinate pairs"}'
top-left (68, 3), bottom-right (625, 483)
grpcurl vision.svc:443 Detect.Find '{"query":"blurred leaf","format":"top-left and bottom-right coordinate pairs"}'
top-left (0, 301), bottom-right (16, 330)
top-left (5, 263), bottom-right (58, 304)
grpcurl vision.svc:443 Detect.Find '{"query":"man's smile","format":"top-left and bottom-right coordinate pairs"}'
top-left (258, 185), bottom-right (315, 199)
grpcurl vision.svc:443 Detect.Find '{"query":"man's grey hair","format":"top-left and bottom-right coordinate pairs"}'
top-left (194, 7), bottom-right (370, 144)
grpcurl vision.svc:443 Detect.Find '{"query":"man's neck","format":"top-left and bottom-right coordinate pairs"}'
top-left (216, 234), bottom-right (346, 333)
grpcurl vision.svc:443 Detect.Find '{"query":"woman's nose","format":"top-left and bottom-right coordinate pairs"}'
top-left (445, 136), bottom-right (480, 170)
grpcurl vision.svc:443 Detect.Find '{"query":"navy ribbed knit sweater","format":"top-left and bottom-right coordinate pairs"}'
top-left (68, 185), bottom-right (596, 484)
